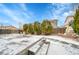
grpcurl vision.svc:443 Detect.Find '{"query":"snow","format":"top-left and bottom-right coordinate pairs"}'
top-left (47, 41), bottom-right (71, 55)
top-left (0, 34), bottom-right (79, 55)
top-left (28, 36), bottom-right (79, 55)
top-left (36, 43), bottom-right (49, 55)
top-left (0, 34), bottom-right (42, 55)
top-left (29, 39), bottom-right (43, 53)
top-left (44, 36), bottom-right (79, 45)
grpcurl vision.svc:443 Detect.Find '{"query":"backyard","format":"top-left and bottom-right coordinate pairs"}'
top-left (0, 34), bottom-right (79, 55)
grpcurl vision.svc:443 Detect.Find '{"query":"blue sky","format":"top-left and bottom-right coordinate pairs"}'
top-left (0, 3), bottom-right (78, 28)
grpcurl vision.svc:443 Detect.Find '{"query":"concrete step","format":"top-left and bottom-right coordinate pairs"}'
top-left (36, 42), bottom-right (50, 55)
top-left (28, 40), bottom-right (45, 55)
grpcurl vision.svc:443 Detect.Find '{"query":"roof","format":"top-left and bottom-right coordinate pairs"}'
top-left (64, 16), bottom-right (74, 26)
top-left (0, 26), bottom-right (17, 30)
top-left (49, 19), bottom-right (58, 23)
top-left (65, 16), bottom-right (74, 23)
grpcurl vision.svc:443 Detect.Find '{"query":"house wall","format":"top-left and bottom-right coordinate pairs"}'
top-left (52, 28), bottom-right (66, 34)
top-left (0, 29), bottom-right (19, 34)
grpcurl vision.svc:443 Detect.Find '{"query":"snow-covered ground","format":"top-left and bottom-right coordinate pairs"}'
top-left (47, 40), bottom-right (79, 55)
top-left (0, 34), bottom-right (42, 55)
top-left (0, 34), bottom-right (79, 55)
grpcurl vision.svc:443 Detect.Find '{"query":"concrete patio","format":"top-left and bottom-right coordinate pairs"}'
top-left (0, 34), bottom-right (79, 55)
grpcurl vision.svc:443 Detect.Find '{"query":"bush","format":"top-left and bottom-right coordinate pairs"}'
top-left (41, 20), bottom-right (53, 35)
top-left (72, 8), bottom-right (79, 35)
top-left (34, 21), bottom-right (41, 35)
top-left (28, 24), bottom-right (34, 34)
top-left (23, 24), bottom-right (28, 34)
top-left (23, 20), bottom-right (53, 35)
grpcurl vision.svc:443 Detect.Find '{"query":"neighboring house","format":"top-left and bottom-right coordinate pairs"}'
top-left (51, 27), bottom-right (66, 34)
top-left (0, 25), bottom-right (19, 34)
top-left (64, 16), bottom-right (74, 35)
top-left (49, 20), bottom-right (65, 34)
top-left (49, 19), bottom-right (58, 28)
top-left (64, 16), bottom-right (74, 27)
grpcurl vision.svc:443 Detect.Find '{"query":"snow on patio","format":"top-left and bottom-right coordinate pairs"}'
top-left (47, 40), bottom-right (79, 55)
top-left (0, 34), bottom-right (43, 55)
top-left (0, 34), bottom-right (79, 55)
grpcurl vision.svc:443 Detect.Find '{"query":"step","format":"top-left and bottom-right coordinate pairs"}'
top-left (28, 40), bottom-right (45, 55)
top-left (36, 42), bottom-right (50, 55)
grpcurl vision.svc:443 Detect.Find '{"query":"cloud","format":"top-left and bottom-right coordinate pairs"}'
top-left (0, 4), bottom-right (35, 28)
top-left (0, 3), bottom-right (77, 28)
top-left (0, 4), bottom-right (26, 23)
top-left (63, 11), bottom-right (73, 17)
top-left (19, 3), bottom-right (36, 20)
top-left (47, 3), bottom-right (74, 26)
top-left (19, 3), bottom-right (27, 11)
